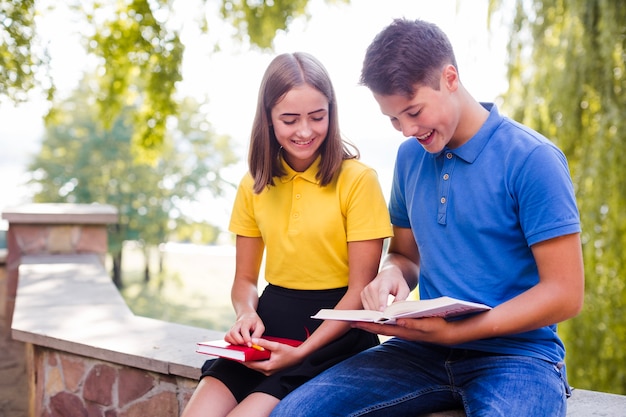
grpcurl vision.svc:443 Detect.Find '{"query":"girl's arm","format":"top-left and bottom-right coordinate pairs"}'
top-left (246, 237), bottom-right (384, 374)
top-left (225, 235), bottom-right (265, 346)
top-left (361, 226), bottom-right (420, 311)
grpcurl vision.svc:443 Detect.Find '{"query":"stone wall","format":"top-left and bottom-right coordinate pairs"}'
top-left (3, 203), bottom-right (115, 332)
top-left (33, 347), bottom-right (197, 417)
top-left (0, 248), bottom-right (30, 417)
top-left (11, 253), bottom-right (222, 417)
top-left (3, 204), bottom-right (222, 417)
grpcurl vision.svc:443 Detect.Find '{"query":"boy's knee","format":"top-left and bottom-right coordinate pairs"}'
top-left (272, 389), bottom-right (319, 417)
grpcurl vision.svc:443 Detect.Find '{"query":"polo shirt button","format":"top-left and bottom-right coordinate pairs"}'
top-left (293, 212), bottom-right (300, 218)
top-left (446, 152), bottom-right (453, 159)
top-left (295, 194), bottom-right (301, 199)
top-left (443, 173), bottom-right (449, 180)
top-left (440, 197), bottom-right (446, 204)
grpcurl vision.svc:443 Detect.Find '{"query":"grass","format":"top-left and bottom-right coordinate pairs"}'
top-left (117, 242), bottom-right (246, 332)
top-left (117, 241), bottom-right (412, 333)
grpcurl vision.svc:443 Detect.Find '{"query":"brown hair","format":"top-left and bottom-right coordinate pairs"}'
top-left (360, 19), bottom-right (458, 98)
top-left (249, 52), bottom-right (358, 193)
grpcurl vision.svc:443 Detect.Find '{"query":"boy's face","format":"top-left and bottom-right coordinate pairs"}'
top-left (373, 66), bottom-right (462, 153)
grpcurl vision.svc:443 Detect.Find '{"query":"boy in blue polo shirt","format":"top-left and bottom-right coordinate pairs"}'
top-left (271, 18), bottom-right (584, 417)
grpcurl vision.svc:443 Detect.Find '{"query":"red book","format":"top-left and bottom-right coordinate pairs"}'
top-left (196, 336), bottom-right (303, 362)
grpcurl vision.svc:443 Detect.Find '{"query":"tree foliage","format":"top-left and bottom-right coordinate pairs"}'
top-left (28, 75), bottom-right (237, 286)
top-left (1, 0), bottom-right (333, 158)
top-left (494, 0), bottom-right (626, 394)
top-left (87, 0), bottom-right (184, 160)
top-left (220, 0), bottom-right (310, 49)
top-left (0, 0), bottom-right (48, 102)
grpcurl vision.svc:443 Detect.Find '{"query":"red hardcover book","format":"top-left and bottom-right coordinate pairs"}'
top-left (196, 336), bottom-right (303, 362)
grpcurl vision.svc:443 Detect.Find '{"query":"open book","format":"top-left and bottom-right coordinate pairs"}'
top-left (312, 296), bottom-right (491, 324)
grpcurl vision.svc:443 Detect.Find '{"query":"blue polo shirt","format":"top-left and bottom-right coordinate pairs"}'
top-left (389, 103), bottom-right (580, 362)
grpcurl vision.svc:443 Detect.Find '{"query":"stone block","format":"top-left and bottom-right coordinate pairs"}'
top-left (49, 391), bottom-right (87, 417)
top-left (47, 226), bottom-right (77, 254)
top-left (121, 390), bottom-right (178, 417)
top-left (118, 367), bottom-right (156, 407)
top-left (84, 364), bottom-right (116, 406)
top-left (76, 226), bottom-right (109, 254)
top-left (60, 354), bottom-right (86, 393)
top-left (14, 225), bottom-right (48, 254)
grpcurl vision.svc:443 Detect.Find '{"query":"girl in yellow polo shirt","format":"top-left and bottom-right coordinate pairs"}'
top-left (182, 52), bottom-right (392, 417)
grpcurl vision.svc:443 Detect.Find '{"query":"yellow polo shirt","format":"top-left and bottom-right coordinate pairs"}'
top-left (229, 156), bottom-right (393, 290)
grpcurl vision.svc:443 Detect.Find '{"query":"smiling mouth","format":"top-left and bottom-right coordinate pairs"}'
top-left (416, 130), bottom-right (434, 141)
top-left (292, 139), bottom-right (313, 145)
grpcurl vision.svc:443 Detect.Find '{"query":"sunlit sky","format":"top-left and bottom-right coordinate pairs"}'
top-left (0, 0), bottom-right (509, 231)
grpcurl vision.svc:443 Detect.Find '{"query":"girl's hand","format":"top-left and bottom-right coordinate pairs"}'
top-left (242, 337), bottom-right (303, 376)
top-left (224, 312), bottom-right (265, 347)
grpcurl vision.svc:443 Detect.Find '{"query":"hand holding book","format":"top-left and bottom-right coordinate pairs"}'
top-left (196, 336), bottom-right (303, 362)
top-left (311, 296), bottom-right (491, 325)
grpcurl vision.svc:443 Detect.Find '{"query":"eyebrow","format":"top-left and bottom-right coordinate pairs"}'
top-left (400, 104), bottom-right (419, 115)
top-left (385, 103), bottom-right (419, 120)
top-left (280, 108), bottom-right (327, 117)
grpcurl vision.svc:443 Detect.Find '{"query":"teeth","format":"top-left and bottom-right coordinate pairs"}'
top-left (417, 130), bottom-right (433, 140)
top-left (293, 139), bottom-right (313, 145)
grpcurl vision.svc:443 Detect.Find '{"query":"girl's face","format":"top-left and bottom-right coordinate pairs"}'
top-left (270, 84), bottom-right (329, 172)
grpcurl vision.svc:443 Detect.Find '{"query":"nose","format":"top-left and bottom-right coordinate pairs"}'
top-left (400, 119), bottom-right (418, 138)
top-left (297, 120), bottom-right (312, 138)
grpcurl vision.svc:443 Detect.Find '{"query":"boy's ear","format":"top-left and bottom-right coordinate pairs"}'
top-left (442, 64), bottom-right (459, 92)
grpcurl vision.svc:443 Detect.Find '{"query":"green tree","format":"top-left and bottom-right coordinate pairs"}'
top-left (1, 0), bottom-right (341, 158)
top-left (28, 76), bottom-right (237, 287)
top-left (0, 0), bottom-right (47, 102)
top-left (492, 0), bottom-right (626, 394)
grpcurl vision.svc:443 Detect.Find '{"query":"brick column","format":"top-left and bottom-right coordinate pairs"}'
top-left (1, 203), bottom-right (118, 333)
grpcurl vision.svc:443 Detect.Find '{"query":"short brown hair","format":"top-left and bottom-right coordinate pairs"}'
top-left (360, 19), bottom-right (458, 98)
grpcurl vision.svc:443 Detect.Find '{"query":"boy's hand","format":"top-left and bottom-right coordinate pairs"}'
top-left (353, 316), bottom-right (458, 345)
top-left (361, 267), bottom-right (411, 311)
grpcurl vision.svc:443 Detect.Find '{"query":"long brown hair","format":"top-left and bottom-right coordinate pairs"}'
top-left (249, 52), bottom-right (358, 194)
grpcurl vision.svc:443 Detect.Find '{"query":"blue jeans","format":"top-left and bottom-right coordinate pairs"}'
top-left (271, 338), bottom-right (570, 417)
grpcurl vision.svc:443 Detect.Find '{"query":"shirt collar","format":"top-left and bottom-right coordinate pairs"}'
top-left (440, 102), bottom-right (502, 164)
top-left (279, 154), bottom-right (322, 184)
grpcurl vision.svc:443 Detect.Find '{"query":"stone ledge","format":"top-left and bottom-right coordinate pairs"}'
top-left (11, 254), bottom-right (223, 380)
top-left (421, 387), bottom-right (626, 416)
top-left (2, 203), bottom-right (118, 225)
top-left (566, 388), bottom-right (626, 416)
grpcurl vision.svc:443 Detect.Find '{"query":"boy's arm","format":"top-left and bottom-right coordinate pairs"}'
top-left (361, 226), bottom-right (420, 311)
top-left (355, 232), bottom-right (585, 345)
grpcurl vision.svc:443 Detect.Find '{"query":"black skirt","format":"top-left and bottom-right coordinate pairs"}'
top-left (200, 284), bottom-right (379, 402)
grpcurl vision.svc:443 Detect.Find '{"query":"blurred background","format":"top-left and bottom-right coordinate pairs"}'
top-left (1, 0), bottom-right (624, 394)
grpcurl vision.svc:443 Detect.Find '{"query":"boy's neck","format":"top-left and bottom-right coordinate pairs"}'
top-left (453, 88), bottom-right (490, 146)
